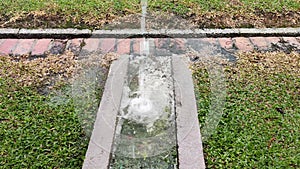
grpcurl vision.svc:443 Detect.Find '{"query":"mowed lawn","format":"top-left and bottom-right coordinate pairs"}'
top-left (0, 53), bottom-right (106, 168)
top-left (193, 51), bottom-right (300, 168)
top-left (0, 0), bottom-right (299, 28)
top-left (1, 50), bottom-right (299, 168)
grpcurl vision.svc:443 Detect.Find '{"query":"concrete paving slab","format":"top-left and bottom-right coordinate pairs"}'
top-left (0, 28), bottom-right (19, 38)
top-left (82, 55), bottom-right (129, 169)
top-left (18, 29), bottom-right (91, 38)
top-left (172, 55), bottom-right (206, 169)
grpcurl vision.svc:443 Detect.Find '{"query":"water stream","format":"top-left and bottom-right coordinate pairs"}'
top-left (141, 0), bottom-right (149, 56)
top-left (110, 0), bottom-right (178, 168)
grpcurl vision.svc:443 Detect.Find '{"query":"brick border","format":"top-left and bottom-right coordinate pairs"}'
top-left (82, 55), bottom-right (129, 169)
top-left (1, 37), bottom-right (300, 56)
top-left (0, 28), bottom-right (299, 39)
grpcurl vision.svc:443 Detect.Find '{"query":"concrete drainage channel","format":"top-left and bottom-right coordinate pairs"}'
top-left (84, 1), bottom-right (205, 168)
top-left (79, 31), bottom-right (235, 168)
top-left (82, 41), bottom-right (205, 169)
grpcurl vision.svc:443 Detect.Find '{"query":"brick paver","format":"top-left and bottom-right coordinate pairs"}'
top-left (81, 38), bottom-right (100, 54)
top-left (249, 37), bottom-right (268, 49)
top-left (66, 38), bottom-right (83, 55)
top-left (154, 38), bottom-right (166, 49)
top-left (49, 39), bottom-right (68, 55)
top-left (31, 39), bottom-right (51, 56)
top-left (0, 39), bottom-right (4, 46)
top-left (0, 39), bottom-right (19, 55)
top-left (201, 38), bottom-right (218, 45)
top-left (0, 36), bottom-right (299, 57)
top-left (13, 39), bottom-right (35, 56)
top-left (218, 38), bottom-right (234, 50)
top-left (117, 39), bottom-right (131, 55)
top-left (265, 37), bottom-right (280, 46)
top-left (99, 38), bottom-right (116, 53)
top-left (173, 38), bottom-right (187, 52)
top-left (132, 38), bottom-right (142, 55)
top-left (233, 37), bottom-right (254, 52)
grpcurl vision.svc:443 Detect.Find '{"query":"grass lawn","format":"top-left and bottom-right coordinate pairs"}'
top-left (192, 51), bottom-right (300, 168)
top-left (0, 78), bottom-right (88, 168)
top-left (0, 53), bottom-right (107, 168)
top-left (0, 0), bottom-right (299, 29)
top-left (0, 47), bottom-right (299, 168)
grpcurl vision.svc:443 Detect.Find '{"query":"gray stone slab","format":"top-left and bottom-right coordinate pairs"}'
top-left (172, 55), bottom-right (206, 169)
top-left (165, 29), bottom-right (195, 37)
top-left (239, 28), bottom-right (300, 37)
top-left (0, 28), bottom-right (19, 38)
top-left (92, 29), bottom-right (141, 38)
top-left (82, 55), bottom-right (129, 169)
top-left (1, 28), bottom-right (300, 39)
top-left (203, 28), bottom-right (240, 38)
top-left (18, 28), bottom-right (91, 38)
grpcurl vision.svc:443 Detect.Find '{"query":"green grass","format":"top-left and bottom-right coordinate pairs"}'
top-left (0, 53), bottom-right (107, 168)
top-left (148, 0), bottom-right (300, 13)
top-left (0, 78), bottom-right (88, 168)
top-left (192, 52), bottom-right (300, 168)
top-left (0, 0), bottom-right (140, 29)
top-left (0, 0), bottom-right (299, 28)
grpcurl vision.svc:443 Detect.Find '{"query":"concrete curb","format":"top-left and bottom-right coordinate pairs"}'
top-left (173, 55), bottom-right (206, 169)
top-left (0, 28), bottom-right (299, 39)
top-left (0, 28), bottom-right (92, 39)
top-left (82, 56), bottom-right (129, 169)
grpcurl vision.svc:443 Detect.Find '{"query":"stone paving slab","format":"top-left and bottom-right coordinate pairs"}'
top-left (18, 29), bottom-right (91, 39)
top-left (0, 37), bottom-right (299, 56)
top-left (83, 55), bottom-right (129, 169)
top-left (173, 55), bottom-right (206, 169)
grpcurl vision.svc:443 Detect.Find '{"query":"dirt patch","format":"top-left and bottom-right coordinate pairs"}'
top-left (146, 11), bottom-right (197, 29)
top-left (0, 8), bottom-right (299, 29)
top-left (0, 11), bottom-right (116, 29)
top-left (0, 52), bottom-right (76, 91)
top-left (192, 10), bottom-right (300, 28)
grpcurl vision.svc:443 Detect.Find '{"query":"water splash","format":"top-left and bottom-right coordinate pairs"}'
top-left (141, 0), bottom-right (147, 33)
top-left (140, 0), bottom-right (150, 56)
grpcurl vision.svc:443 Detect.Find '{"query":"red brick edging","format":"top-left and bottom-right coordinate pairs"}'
top-left (0, 37), bottom-right (299, 56)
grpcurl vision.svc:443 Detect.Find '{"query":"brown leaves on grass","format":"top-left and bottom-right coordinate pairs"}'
top-left (0, 6), bottom-right (299, 29)
top-left (192, 9), bottom-right (300, 28)
top-left (0, 52), bottom-right (76, 90)
top-left (191, 51), bottom-right (300, 88)
top-left (232, 52), bottom-right (300, 77)
top-left (0, 10), bottom-right (110, 29)
top-left (0, 50), bottom-right (120, 95)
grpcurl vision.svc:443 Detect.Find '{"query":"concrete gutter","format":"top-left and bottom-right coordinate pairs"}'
top-left (0, 28), bottom-right (299, 39)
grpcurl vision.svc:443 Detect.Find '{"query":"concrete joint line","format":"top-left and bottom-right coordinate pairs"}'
top-left (0, 28), bottom-right (299, 39)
